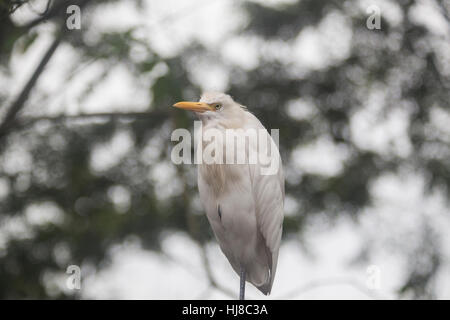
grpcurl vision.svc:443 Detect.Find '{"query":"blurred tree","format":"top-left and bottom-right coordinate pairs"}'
top-left (0, 0), bottom-right (449, 299)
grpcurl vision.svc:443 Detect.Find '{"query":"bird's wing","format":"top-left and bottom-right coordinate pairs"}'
top-left (245, 112), bottom-right (284, 294)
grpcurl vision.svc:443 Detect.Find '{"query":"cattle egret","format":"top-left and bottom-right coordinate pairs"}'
top-left (173, 92), bottom-right (284, 299)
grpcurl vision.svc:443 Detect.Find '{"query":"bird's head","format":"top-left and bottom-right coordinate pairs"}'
top-left (173, 92), bottom-right (246, 125)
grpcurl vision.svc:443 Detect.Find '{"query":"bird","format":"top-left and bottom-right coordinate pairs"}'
top-left (173, 92), bottom-right (284, 300)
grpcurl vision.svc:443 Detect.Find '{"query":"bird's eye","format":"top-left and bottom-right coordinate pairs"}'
top-left (214, 104), bottom-right (222, 110)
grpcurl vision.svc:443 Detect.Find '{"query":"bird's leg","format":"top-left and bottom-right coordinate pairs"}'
top-left (239, 266), bottom-right (246, 300)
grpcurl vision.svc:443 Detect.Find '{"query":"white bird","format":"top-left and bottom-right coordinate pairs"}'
top-left (173, 92), bottom-right (284, 299)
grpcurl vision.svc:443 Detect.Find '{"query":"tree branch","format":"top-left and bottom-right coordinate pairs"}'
top-left (23, 0), bottom-right (90, 31)
top-left (277, 276), bottom-right (390, 300)
top-left (20, 111), bottom-right (170, 124)
top-left (0, 0), bottom-right (98, 143)
top-left (160, 245), bottom-right (236, 299)
top-left (199, 244), bottom-right (237, 299)
top-left (0, 32), bottom-right (62, 142)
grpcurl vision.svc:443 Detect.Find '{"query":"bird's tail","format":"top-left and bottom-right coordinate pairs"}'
top-left (257, 282), bottom-right (272, 295)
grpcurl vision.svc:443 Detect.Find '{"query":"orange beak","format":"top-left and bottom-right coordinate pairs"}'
top-left (172, 101), bottom-right (214, 113)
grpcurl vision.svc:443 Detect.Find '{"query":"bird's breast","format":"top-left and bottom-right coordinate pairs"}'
top-left (198, 163), bottom-right (244, 197)
top-left (198, 126), bottom-right (246, 196)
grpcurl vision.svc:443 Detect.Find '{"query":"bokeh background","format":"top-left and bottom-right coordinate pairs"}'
top-left (0, 0), bottom-right (449, 299)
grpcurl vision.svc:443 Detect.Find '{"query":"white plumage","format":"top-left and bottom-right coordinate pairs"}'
top-left (173, 92), bottom-right (284, 298)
